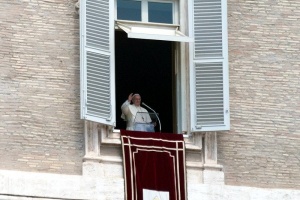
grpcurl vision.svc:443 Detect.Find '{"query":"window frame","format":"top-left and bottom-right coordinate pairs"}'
top-left (80, 0), bottom-right (230, 133)
top-left (115, 0), bottom-right (179, 24)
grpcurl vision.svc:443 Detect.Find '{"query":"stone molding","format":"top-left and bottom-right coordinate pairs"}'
top-left (83, 121), bottom-right (207, 159)
top-left (1, 169), bottom-right (300, 200)
top-left (82, 121), bottom-right (224, 185)
top-left (0, 169), bottom-right (123, 200)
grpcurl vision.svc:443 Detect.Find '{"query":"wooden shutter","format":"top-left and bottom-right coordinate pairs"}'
top-left (80, 0), bottom-right (115, 125)
top-left (190, 0), bottom-right (229, 131)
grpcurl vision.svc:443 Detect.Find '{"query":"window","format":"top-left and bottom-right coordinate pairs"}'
top-left (117, 0), bottom-right (141, 21)
top-left (148, 2), bottom-right (173, 24)
top-left (117, 0), bottom-right (175, 24)
top-left (80, 0), bottom-right (229, 133)
top-left (115, 0), bottom-right (189, 42)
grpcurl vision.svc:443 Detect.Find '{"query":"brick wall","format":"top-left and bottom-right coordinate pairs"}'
top-left (0, 0), bottom-right (83, 174)
top-left (218, 0), bottom-right (300, 189)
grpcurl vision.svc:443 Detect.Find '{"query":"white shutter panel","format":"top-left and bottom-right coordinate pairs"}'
top-left (190, 0), bottom-right (229, 131)
top-left (80, 0), bottom-right (115, 125)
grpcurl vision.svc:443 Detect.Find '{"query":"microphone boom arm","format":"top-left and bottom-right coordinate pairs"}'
top-left (142, 102), bottom-right (161, 132)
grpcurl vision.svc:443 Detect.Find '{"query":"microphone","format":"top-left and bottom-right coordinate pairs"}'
top-left (142, 102), bottom-right (161, 132)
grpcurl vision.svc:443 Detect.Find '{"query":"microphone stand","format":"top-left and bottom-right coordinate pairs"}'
top-left (142, 102), bottom-right (161, 132)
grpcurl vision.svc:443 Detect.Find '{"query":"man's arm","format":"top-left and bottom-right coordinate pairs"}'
top-left (121, 100), bottom-right (130, 115)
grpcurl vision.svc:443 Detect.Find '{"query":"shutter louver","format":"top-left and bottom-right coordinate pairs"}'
top-left (194, 0), bottom-right (222, 59)
top-left (86, 0), bottom-right (109, 50)
top-left (190, 0), bottom-right (229, 131)
top-left (80, 0), bottom-right (115, 125)
top-left (86, 51), bottom-right (111, 119)
top-left (195, 62), bottom-right (224, 125)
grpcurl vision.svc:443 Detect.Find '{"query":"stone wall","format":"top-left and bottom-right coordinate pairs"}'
top-left (0, 0), bottom-right (300, 191)
top-left (218, 0), bottom-right (300, 189)
top-left (0, 0), bottom-right (84, 174)
top-left (1, 169), bottom-right (300, 200)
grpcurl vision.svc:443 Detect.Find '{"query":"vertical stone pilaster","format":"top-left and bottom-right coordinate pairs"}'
top-left (83, 120), bottom-right (102, 176)
top-left (205, 132), bottom-right (217, 164)
top-left (100, 124), bottom-right (110, 143)
top-left (203, 132), bottom-right (224, 184)
top-left (84, 120), bottom-right (100, 157)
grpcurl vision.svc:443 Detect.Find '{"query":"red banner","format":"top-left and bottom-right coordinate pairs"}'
top-left (121, 130), bottom-right (186, 200)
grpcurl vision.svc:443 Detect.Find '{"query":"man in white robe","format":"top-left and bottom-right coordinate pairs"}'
top-left (121, 93), bottom-right (152, 131)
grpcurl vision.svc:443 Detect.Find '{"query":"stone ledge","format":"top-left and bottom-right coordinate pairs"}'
top-left (0, 169), bottom-right (123, 200)
top-left (188, 183), bottom-right (300, 200)
top-left (1, 169), bottom-right (299, 200)
top-left (83, 155), bottom-right (122, 163)
top-left (103, 131), bottom-right (202, 151)
top-left (186, 161), bottom-right (204, 169)
top-left (203, 163), bottom-right (223, 171)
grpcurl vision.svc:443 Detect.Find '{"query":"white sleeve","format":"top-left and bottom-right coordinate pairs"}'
top-left (121, 100), bottom-right (130, 115)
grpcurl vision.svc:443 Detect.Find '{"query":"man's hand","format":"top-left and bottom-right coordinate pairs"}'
top-left (128, 93), bottom-right (133, 102)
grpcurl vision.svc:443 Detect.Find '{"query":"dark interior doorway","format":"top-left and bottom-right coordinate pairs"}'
top-left (115, 31), bottom-right (174, 133)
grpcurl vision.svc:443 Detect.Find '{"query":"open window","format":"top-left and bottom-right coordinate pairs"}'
top-left (80, 0), bottom-right (229, 133)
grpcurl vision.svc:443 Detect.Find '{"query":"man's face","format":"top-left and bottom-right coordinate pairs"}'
top-left (132, 95), bottom-right (141, 106)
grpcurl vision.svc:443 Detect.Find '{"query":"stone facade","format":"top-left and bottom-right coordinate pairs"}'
top-left (218, 0), bottom-right (300, 189)
top-left (0, 169), bottom-right (300, 200)
top-left (0, 0), bottom-right (300, 199)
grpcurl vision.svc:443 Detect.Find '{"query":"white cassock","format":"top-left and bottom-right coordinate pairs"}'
top-left (121, 100), bottom-right (152, 130)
